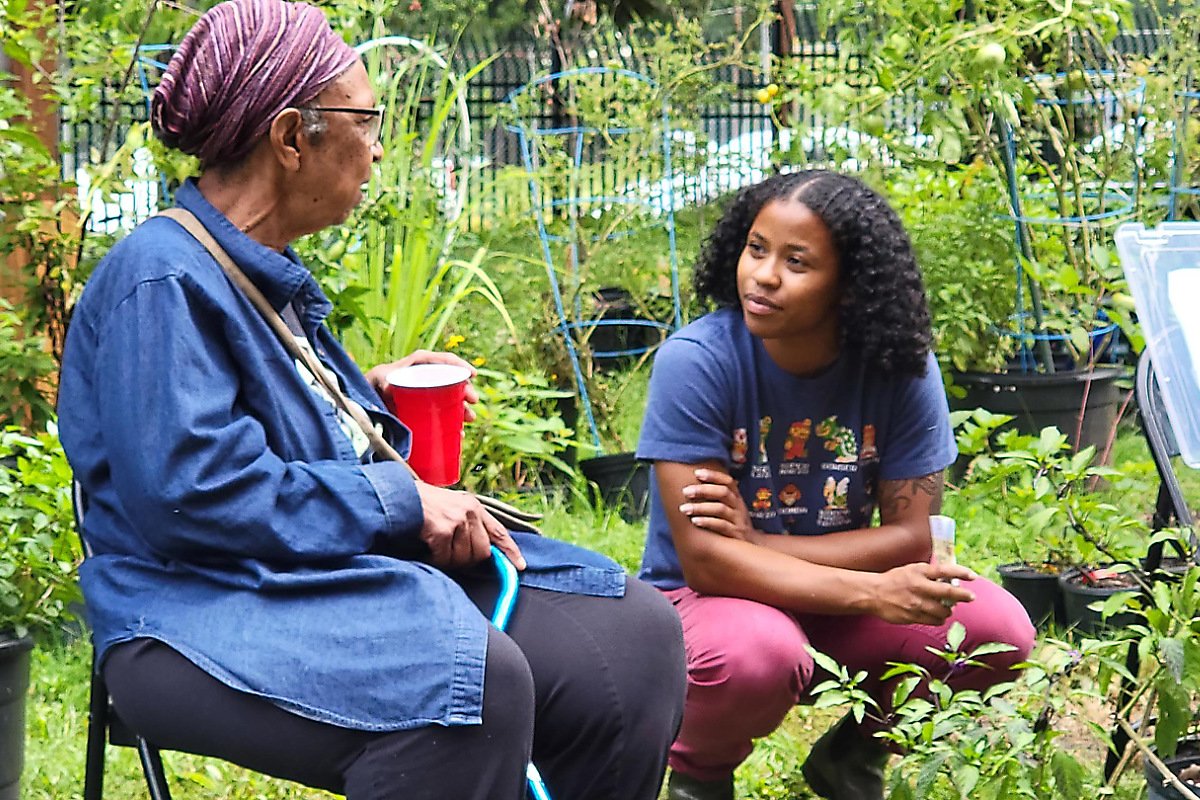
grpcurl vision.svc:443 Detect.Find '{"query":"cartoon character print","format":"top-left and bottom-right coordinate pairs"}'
top-left (783, 419), bottom-right (812, 460)
top-left (778, 484), bottom-right (802, 507)
top-left (816, 415), bottom-right (858, 463)
top-left (730, 428), bottom-right (748, 465)
top-left (822, 476), bottom-right (850, 509)
top-left (757, 416), bottom-right (773, 464)
top-left (860, 424), bottom-right (878, 461)
top-left (752, 486), bottom-right (773, 511)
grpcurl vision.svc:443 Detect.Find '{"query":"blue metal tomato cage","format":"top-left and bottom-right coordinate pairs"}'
top-left (505, 68), bottom-right (683, 451)
top-left (997, 71), bottom-right (1145, 372)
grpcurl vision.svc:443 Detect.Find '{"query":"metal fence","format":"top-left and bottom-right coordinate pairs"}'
top-left (63, 2), bottom-right (1179, 233)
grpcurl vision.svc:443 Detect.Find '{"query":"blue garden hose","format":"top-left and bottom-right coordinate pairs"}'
top-left (490, 547), bottom-right (553, 800)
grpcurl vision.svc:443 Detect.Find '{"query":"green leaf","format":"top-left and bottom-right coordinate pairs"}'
top-left (1160, 636), bottom-right (1186, 683)
top-left (1050, 750), bottom-right (1086, 800)
top-left (946, 621), bottom-right (966, 652)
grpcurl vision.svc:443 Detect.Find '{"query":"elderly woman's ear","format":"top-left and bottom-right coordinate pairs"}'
top-left (268, 107), bottom-right (306, 172)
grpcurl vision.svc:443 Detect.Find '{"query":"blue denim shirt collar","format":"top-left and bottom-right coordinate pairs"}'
top-left (176, 179), bottom-right (333, 332)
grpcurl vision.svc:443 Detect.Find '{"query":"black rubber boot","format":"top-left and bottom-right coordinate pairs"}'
top-left (666, 770), bottom-right (735, 800)
top-left (801, 714), bottom-right (888, 800)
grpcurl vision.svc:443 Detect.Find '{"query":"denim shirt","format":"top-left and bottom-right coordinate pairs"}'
top-left (57, 180), bottom-right (625, 731)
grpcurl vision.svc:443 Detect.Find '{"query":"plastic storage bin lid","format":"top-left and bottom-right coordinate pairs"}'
top-left (1115, 222), bottom-right (1200, 467)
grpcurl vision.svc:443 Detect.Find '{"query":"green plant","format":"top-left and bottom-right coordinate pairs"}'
top-left (0, 300), bottom-right (56, 431)
top-left (808, 625), bottom-right (1123, 799)
top-left (459, 368), bottom-right (581, 493)
top-left (771, 0), bottom-right (1176, 374)
top-left (1100, 556), bottom-right (1200, 769)
top-left (0, 425), bottom-right (82, 639)
top-left (884, 161), bottom-right (1019, 374)
top-left (954, 409), bottom-right (1146, 569)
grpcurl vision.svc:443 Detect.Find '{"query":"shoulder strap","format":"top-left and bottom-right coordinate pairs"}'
top-left (157, 208), bottom-right (415, 472)
top-left (155, 208), bottom-right (542, 532)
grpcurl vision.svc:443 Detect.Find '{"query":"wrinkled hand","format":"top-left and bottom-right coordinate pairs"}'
top-left (415, 482), bottom-right (525, 570)
top-left (867, 562), bottom-right (977, 625)
top-left (678, 468), bottom-right (758, 544)
top-left (366, 350), bottom-right (480, 422)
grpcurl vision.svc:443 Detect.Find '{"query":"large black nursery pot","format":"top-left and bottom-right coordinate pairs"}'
top-left (1058, 566), bottom-right (1143, 636)
top-left (588, 287), bottom-right (655, 371)
top-left (0, 634), bottom-right (33, 800)
top-left (1145, 737), bottom-right (1200, 800)
top-left (998, 562), bottom-right (1064, 629)
top-left (951, 366), bottom-right (1125, 457)
top-left (580, 452), bottom-right (650, 522)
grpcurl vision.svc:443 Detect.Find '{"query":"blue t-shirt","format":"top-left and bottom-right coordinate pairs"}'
top-left (636, 308), bottom-right (957, 590)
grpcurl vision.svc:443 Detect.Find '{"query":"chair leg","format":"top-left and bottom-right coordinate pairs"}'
top-left (137, 737), bottom-right (173, 800)
top-left (83, 657), bottom-right (109, 800)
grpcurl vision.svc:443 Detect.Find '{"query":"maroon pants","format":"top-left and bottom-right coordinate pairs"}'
top-left (663, 578), bottom-right (1035, 781)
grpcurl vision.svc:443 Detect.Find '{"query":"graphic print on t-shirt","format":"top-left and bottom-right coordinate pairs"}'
top-left (757, 416), bottom-right (772, 463)
top-left (816, 415), bottom-right (858, 462)
top-left (778, 483), bottom-right (807, 519)
top-left (730, 427), bottom-right (749, 465)
top-left (750, 486), bottom-right (775, 518)
top-left (784, 419), bottom-right (812, 460)
top-left (861, 423), bottom-right (878, 461)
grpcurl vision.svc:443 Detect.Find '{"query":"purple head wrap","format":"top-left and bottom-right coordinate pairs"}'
top-left (151, 0), bottom-right (359, 167)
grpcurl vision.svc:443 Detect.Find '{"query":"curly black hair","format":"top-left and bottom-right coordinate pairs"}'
top-left (693, 170), bottom-right (933, 378)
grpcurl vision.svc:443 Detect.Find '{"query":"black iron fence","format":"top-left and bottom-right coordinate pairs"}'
top-left (63, 2), bottom-right (1179, 232)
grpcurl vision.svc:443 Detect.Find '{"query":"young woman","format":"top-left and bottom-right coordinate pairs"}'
top-left (637, 170), bottom-right (1035, 800)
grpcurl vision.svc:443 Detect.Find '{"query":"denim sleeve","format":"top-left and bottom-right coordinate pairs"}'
top-left (877, 352), bottom-right (958, 481)
top-left (636, 336), bottom-right (733, 466)
top-left (95, 275), bottom-right (423, 563)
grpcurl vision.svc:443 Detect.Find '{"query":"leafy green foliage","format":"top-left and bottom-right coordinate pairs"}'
top-left (459, 368), bottom-right (580, 492)
top-left (810, 626), bottom-right (1124, 800)
top-left (885, 161), bottom-right (1018, 373)
top-left (954, 409), bottom-right (1146, 567)
top-left (0, 426), bottom-right (82, 639)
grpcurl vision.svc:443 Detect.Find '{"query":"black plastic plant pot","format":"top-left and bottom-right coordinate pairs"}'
top-left (587, 287), bottom-right (655, 371)
top-left (1145, 738), bottom-right (1200, 800)
top-left (998, 562), bottom-right (1064, 629)
top-left (580, 452), bottom-right (650, 522)
top-left (1058, 566), bottom-right (1143, 636)
top-left (949, 366), bottom-right (1125, 458)
top-left (0, 634), bottom-right (33, 800)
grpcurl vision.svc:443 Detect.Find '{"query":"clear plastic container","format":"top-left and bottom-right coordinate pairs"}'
top-left (1114, 222), bottom-right (1200, 467)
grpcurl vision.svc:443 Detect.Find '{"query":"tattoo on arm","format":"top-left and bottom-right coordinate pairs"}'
top-left (878, 472), bottom-right (944, 520)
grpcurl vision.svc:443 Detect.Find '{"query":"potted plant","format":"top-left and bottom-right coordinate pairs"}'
top-left (954, 409), bottom-right (1144, 631)
top-left (1100, 557), bottom-right (1200, 798)
top-left (0, 425), bottom-right (83, 800)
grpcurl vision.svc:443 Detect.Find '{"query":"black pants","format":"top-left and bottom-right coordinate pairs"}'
top-left (103, 576), bottom-right (685, 800)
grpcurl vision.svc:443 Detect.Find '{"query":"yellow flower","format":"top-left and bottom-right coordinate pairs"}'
top-left (472, 357), bottom-right (486, 367)
top-left (445, 334), bottom-right (466, 350)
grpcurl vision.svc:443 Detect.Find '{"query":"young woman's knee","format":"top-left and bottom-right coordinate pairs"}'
top-left (691, 609), bottom-right (812, 701)
top-left (960, 580), bottom-right (1037, 663)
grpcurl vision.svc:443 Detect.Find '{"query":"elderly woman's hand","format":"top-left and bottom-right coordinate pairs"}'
top-left (366, 350), bottom-right (480, 422)
top-left (414, 482), bottom-right (526, 570)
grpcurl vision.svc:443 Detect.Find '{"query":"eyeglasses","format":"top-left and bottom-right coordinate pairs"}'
top-left (300, 105), bottom-right (385, 143)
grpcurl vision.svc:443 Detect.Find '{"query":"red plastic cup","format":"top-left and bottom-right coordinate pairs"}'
top-left (386, 364), bottom-right (471, 486)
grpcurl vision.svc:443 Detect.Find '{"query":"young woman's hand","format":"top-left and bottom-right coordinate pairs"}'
top-left (678, 468), bottom-right (759, 544)
top-left (414, 482), bottom-right (525, 570)
top-left (863, 562), bottom-right (977, 625)
top-left (365, 350), bottom-right (480, 421)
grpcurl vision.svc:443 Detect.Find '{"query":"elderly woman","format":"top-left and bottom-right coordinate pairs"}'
top-left (56, 2), bottom-right (685, 799)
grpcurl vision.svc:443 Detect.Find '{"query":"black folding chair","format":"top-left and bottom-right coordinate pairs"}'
top-left (73, 481), bottom-right (173, 800)
top-left (1103, 353), bottom-right (1198, 779)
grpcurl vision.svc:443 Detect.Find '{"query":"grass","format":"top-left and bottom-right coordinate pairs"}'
top-left (21, 425), bottom-right (1200, 799)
